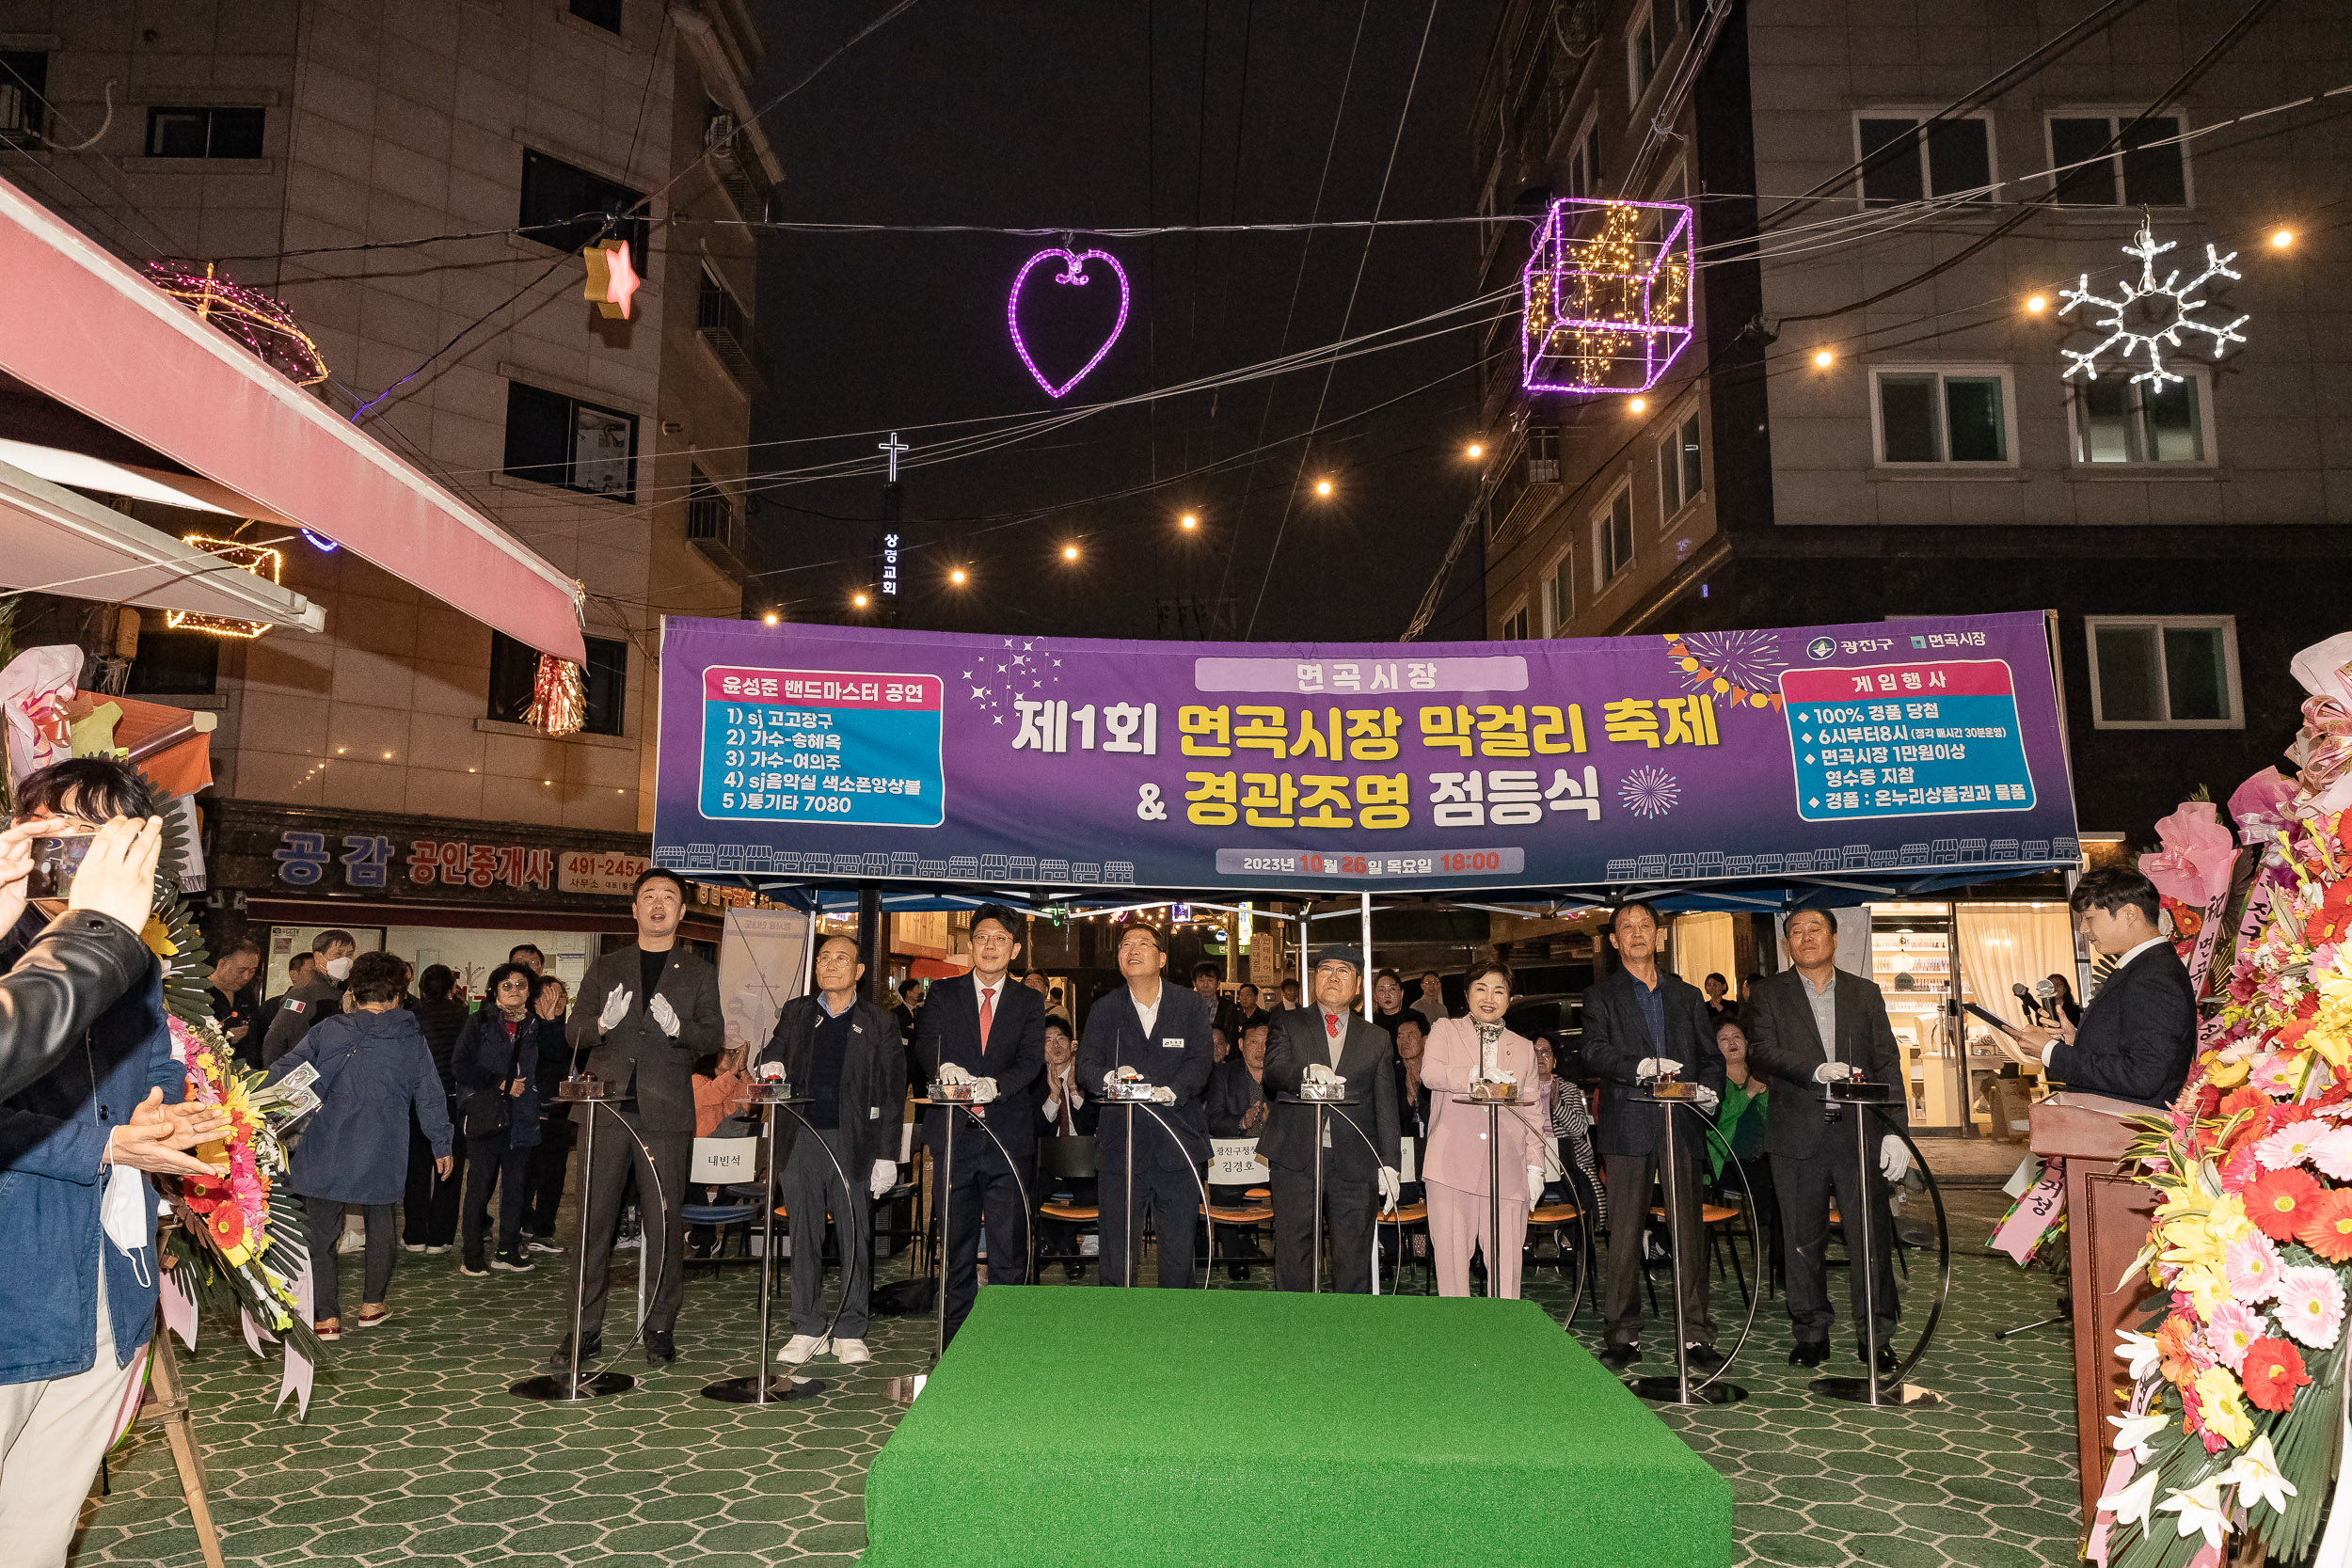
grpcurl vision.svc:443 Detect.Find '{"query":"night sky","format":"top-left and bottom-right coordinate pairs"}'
top-left (746, 1), bottom-right (1504, 644)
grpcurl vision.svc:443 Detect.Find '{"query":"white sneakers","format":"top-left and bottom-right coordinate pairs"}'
top-left (776, 1334), bottom-right (871, 1365)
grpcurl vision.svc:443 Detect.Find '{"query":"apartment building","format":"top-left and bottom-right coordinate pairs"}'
top-left (0, 0), bottom-right (779, 977)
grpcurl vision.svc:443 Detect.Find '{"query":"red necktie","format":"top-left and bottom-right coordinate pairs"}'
top-left (1326, 1011), bottom-right (1341, 1038)
top-left (978, 987), bottom-right (995, 1053)
top-left (1059, 1084), bottom-right (1073, 1136)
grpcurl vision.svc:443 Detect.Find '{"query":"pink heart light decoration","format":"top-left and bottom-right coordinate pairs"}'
top-left (1008, 246), bottom-right (1130, 399)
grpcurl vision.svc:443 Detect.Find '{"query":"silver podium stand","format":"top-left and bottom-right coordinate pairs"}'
top-left (1276, 1092), bottom-right (1357, 1292)
top-left (512, 1077), bottom-right (635, 1402)
top-left (1623, 1081), bottom-right (1746, 1407)
top-left (703, 1083), bottom-right (827, 1404)
top-left (1811, 1078), bottom-right (1939, 1408)
top-left (1447, 1086), bottom-right (1534, 1300)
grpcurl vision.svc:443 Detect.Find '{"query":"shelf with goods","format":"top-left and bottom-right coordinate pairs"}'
top-left (1868, 906), bottom-right (1962, 1130)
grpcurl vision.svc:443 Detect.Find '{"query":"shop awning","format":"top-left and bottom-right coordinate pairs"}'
top-left (0, 174), bottom-right (584, 663)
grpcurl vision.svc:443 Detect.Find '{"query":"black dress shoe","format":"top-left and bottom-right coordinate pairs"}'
top-left (644, 1328), bottom-right (677, 1367)
top-left (1857, 1343), bottom-right (1899, 1378)
top-left (1789, 1340), bottom-right (1829, 1368)
top-left (1682, 1343), bottom-right (1726, 1372)
top-left (546, 1331), bottom-right (602, 1370)
top-left (1599, 1342), bottom-right (1641, 1371)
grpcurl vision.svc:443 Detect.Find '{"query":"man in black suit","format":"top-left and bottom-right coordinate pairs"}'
top-left (1745, 908), bottom-right (1909, 1372)
top-left (551, 868), bottom-right (723, 1369)
top-left (1581, 902), bottom-right (1725, 1371)
top-left (759, 932), bottom-right (906, 1369)
top-left (910, 903), bottom-right (1045, 1346)
top-left (1034, 1016), bottom-right (1098, 1276)
top-left (1261, 946), bottom-right (1401, 1293)
top-left (1080, 925), bottom-right (1216, 1287)
top-left (2011, 867), bottom-right (2199, 1110)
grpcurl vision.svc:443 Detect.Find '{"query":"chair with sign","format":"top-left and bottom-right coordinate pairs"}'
top-left (1035, 1135), bottom-right (1100, 1278)
top-left (681, 1135), bottom-right (764, 1277)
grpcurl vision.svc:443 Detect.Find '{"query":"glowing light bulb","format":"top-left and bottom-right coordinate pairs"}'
top-left (1812, 349), bottom-right (1835, 368)
top-left (762, 610), bottom-right (779, 626)
top-left (1628, 397), bottom-right (1646, 414)
top-left (1466, 442), bottom-right (1484, 459)
top-left (852, 592), bottom-right (869, 608)
top-left (2026, 294), bottom-right (2048, 314)
top-left (1314, 479), bottom-right (1333, 497)
top-left (1179, 513), bottom-right (1199, 530)
top-left (2272, 229), bottom-right (2295, 249)
top-left (950, 567), bottom-right (968, 585)
top-left (1062, 544), bottom-right (1079, 562)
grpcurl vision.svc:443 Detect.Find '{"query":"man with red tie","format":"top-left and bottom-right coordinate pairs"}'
top-left (911, 903), bottom-right (1046, 1345)
top-left (1262, 946), bottom-right (1401, 1292)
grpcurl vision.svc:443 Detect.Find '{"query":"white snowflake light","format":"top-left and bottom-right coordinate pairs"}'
top-left (2058, 221), bottom-right (2249, 388)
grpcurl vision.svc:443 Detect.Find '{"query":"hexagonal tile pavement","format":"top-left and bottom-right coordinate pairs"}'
top-left (74, 1183), bottom-right (2080, 1564)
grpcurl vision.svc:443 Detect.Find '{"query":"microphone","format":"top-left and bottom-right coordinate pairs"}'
top-left (2035, 978), bottom-right (2061, 1016)
top-left (2011, 982), bottom-right (2045, 1024)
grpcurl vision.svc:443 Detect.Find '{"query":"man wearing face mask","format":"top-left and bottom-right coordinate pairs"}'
top-left (0, 759), bottom-right (232, 1560)
top-left (262, 927), bottom-right (357, 1066)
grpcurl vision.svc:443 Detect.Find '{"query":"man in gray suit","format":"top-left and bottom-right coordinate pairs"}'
top-left (1261, 946), bottom-right (1400, 1293)
top-left (1744, 908), bottom-right (1910, 1372)
top-left (1581, 902), bottom-right (1724, 1371)
top-left (548, 867), bottom-right (720, 1370)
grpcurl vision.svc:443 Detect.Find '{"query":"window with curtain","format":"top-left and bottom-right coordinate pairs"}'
top-left (1955, 904), bottom-right (2077, 1038)
top-left (1671, 912), bottom-right (1738, 993)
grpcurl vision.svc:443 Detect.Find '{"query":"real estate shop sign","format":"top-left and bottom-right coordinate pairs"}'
top-left (652, 612), bottom-right (2079, 895)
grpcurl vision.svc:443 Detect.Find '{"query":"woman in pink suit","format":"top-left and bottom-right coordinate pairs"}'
top-left (1420, 959), bottom-right (1550, 1298)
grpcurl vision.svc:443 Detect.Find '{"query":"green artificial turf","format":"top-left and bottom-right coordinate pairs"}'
top-left (863, 1287), bottom-right (1732, 1568)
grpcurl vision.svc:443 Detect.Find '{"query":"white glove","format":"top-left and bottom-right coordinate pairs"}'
top-left (596, 984), bottom-right (630, 1031)
top-left (1102, 1070), bottom-right (1123, 1094)
top-left (1813, 1061), bottom-right (1858, 1085)
top-left (1302, 1062), bottom-right (1340, 1088)
top-left (1376, 1165), bottom-right (1401, 1214)
top-left (1694, 1086), bottom-right (1721, 1112)
top-left (938, 1063), bottom-right (977, 1087)
top-left (648, 995), bottom-right (681, 1037)
top-left (1527, 1164), bottom-right (1545, 1205)
top-left (869, 1160), bottom-right (896, 1199)
top-left (1635, 1057), bottom-right (1682, 1081)
top-left (1150, 1085), bottom-right (1176, 1105)
top-left (971, 1076), bottom-right (998, 1104)
top-left (1880, 1134), bottom-right (1912, 1182)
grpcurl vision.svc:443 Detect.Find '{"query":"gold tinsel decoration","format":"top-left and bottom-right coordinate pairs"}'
top-left (523, 654), bottom-right (585, 737)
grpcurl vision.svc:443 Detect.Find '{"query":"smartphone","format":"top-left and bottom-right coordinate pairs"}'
top-left (25, 834), bottom-right (93, 900)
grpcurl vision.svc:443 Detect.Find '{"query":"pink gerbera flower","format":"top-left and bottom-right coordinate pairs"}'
top-left (2276, 1266), bottom-right (2346, 1350)
top-left (2259, 1122), bottom-right (2325, 1170)
top-left (2311, 1125), bottom-right (2352, 1181)
top-left (2203, 1301), bottom-right (2267, 1370)
top-left (2224, 1232), bottom-right (2285, 1303)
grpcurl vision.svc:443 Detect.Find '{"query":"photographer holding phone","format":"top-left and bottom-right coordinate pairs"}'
top-left (0, 758), bottom-right (232, 1560)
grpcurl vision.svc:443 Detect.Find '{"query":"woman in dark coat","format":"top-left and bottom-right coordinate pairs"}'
top-left (453, 963), bottom-right (545, 1276)
top-left (266, 951), bottom-right (452, 1338)
top-left (401, 964), bottom-right (470, 1252)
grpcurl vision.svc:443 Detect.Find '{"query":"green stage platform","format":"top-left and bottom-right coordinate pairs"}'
top-left (863, 1288), bottom-right (1732, 1568)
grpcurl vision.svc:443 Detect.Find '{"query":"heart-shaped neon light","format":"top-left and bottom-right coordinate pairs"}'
top-left (1008, 246), bottom-right (1130, 399)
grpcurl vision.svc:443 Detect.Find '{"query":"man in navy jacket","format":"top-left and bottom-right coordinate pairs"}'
top-left (911, 904), bottom-right (1044, 1346)
top-left (1078, 924), bottom-right (1215, 1288)
top-left (2014, 866), bottom-right (2200, 1110)
top-left (0, 764), bottom-right (227, 1559)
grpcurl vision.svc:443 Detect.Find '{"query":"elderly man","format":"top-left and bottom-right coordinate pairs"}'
top-left (1261, 946), bottom-right (1400, 1292)
top-left (761, 932), bottom-right (905, 1368)
top-left (1746, 908), bottom-right (1909, 1373)
top-left (1080, 926), bottom-right (1215, 1288)
top-left (1582, 901), bottom-right (1724, 1372)
top-left (206, 935), bottom-right (263, 1068)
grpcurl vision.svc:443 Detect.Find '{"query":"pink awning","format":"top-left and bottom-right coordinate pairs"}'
top-left (0, 174), bottom-right (585, 663)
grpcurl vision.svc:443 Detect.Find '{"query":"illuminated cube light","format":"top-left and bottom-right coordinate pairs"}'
top-left (1521, 198), bottom-right (1695, 396)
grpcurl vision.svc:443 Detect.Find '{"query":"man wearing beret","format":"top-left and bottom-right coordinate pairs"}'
top-left (1260, 945), bottom-right (1401, 1292)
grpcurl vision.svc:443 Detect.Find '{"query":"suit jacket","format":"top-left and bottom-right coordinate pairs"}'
top-left (1205, 1056), bottom-right (1270, 1139)
top-left (2049, 942), bottom-right (2198, 1110)
top-left (261, 973), bottom-right (343, 1066)
top-left (1580, 967), bottom-right (1724, 1158)
top-left (564, 943), bottom-right (723, 1135)
top-left (1743, 966), bottom-right (1910, 1160)
top-left (1260, 1006), bottom-right (1400, 1180)
top-left (759, 993), bottom-right (908, 1173)
top-left (1035, 1062), bottom-right (1101, 1139)
top-left (910, 971), bottom-right (1046, 1160)
top-left (1076, 982), bottom-right (1215, 1164)
top-left (1418, 1016), bottom-right (1549, 1194)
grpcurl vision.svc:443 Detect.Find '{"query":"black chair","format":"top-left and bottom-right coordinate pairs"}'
top-left (1035, 1134), bottom-right (1099, 1275)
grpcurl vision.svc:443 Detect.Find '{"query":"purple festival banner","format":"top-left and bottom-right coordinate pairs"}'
top-left (653, 611), bottom-right (2079, 896)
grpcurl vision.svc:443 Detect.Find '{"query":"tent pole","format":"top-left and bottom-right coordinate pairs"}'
top-left (1359, 891), bottom-right (1374, 1021)
top-left (857, 882), bottom-right (885, 1006)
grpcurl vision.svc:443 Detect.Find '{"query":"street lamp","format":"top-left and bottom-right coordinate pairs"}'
top-left (1179, 513), bottom-right (1199, 531)
top-left (1313, 478), bottom-right (1333, 498)
top-left (1062, 544), bottom-right (1080, 562)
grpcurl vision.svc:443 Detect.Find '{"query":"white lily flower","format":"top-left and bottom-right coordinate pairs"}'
top-left (2118, 1330), bottom-right (2164, 1383)
top-left (2100, 1467), bottom-right (2160, 1530)
top-left (2219, 1433), bottom-right (2297, 1516)
top-left (2108, 1411), bottom-right (2169, 1462)
top-left (2157, 1480), bottom-right (2231, 1551)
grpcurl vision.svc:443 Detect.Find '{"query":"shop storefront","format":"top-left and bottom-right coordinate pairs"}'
top-left (1868, 896), bottom-right (2075, 1136)
top-left (204, 799), bottom-right (706, 999)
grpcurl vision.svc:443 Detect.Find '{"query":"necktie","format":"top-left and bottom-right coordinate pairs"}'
top-left (978, 987), bottom-right (995, 1053)
top-left (1059, 1079), bottom-right (1073, 1136)
top-left (1326, 1011), bottom-right (1340, 1038)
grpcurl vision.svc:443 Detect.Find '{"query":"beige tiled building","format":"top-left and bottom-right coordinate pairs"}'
top-left (2, 0), bottom-right (777, 962)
